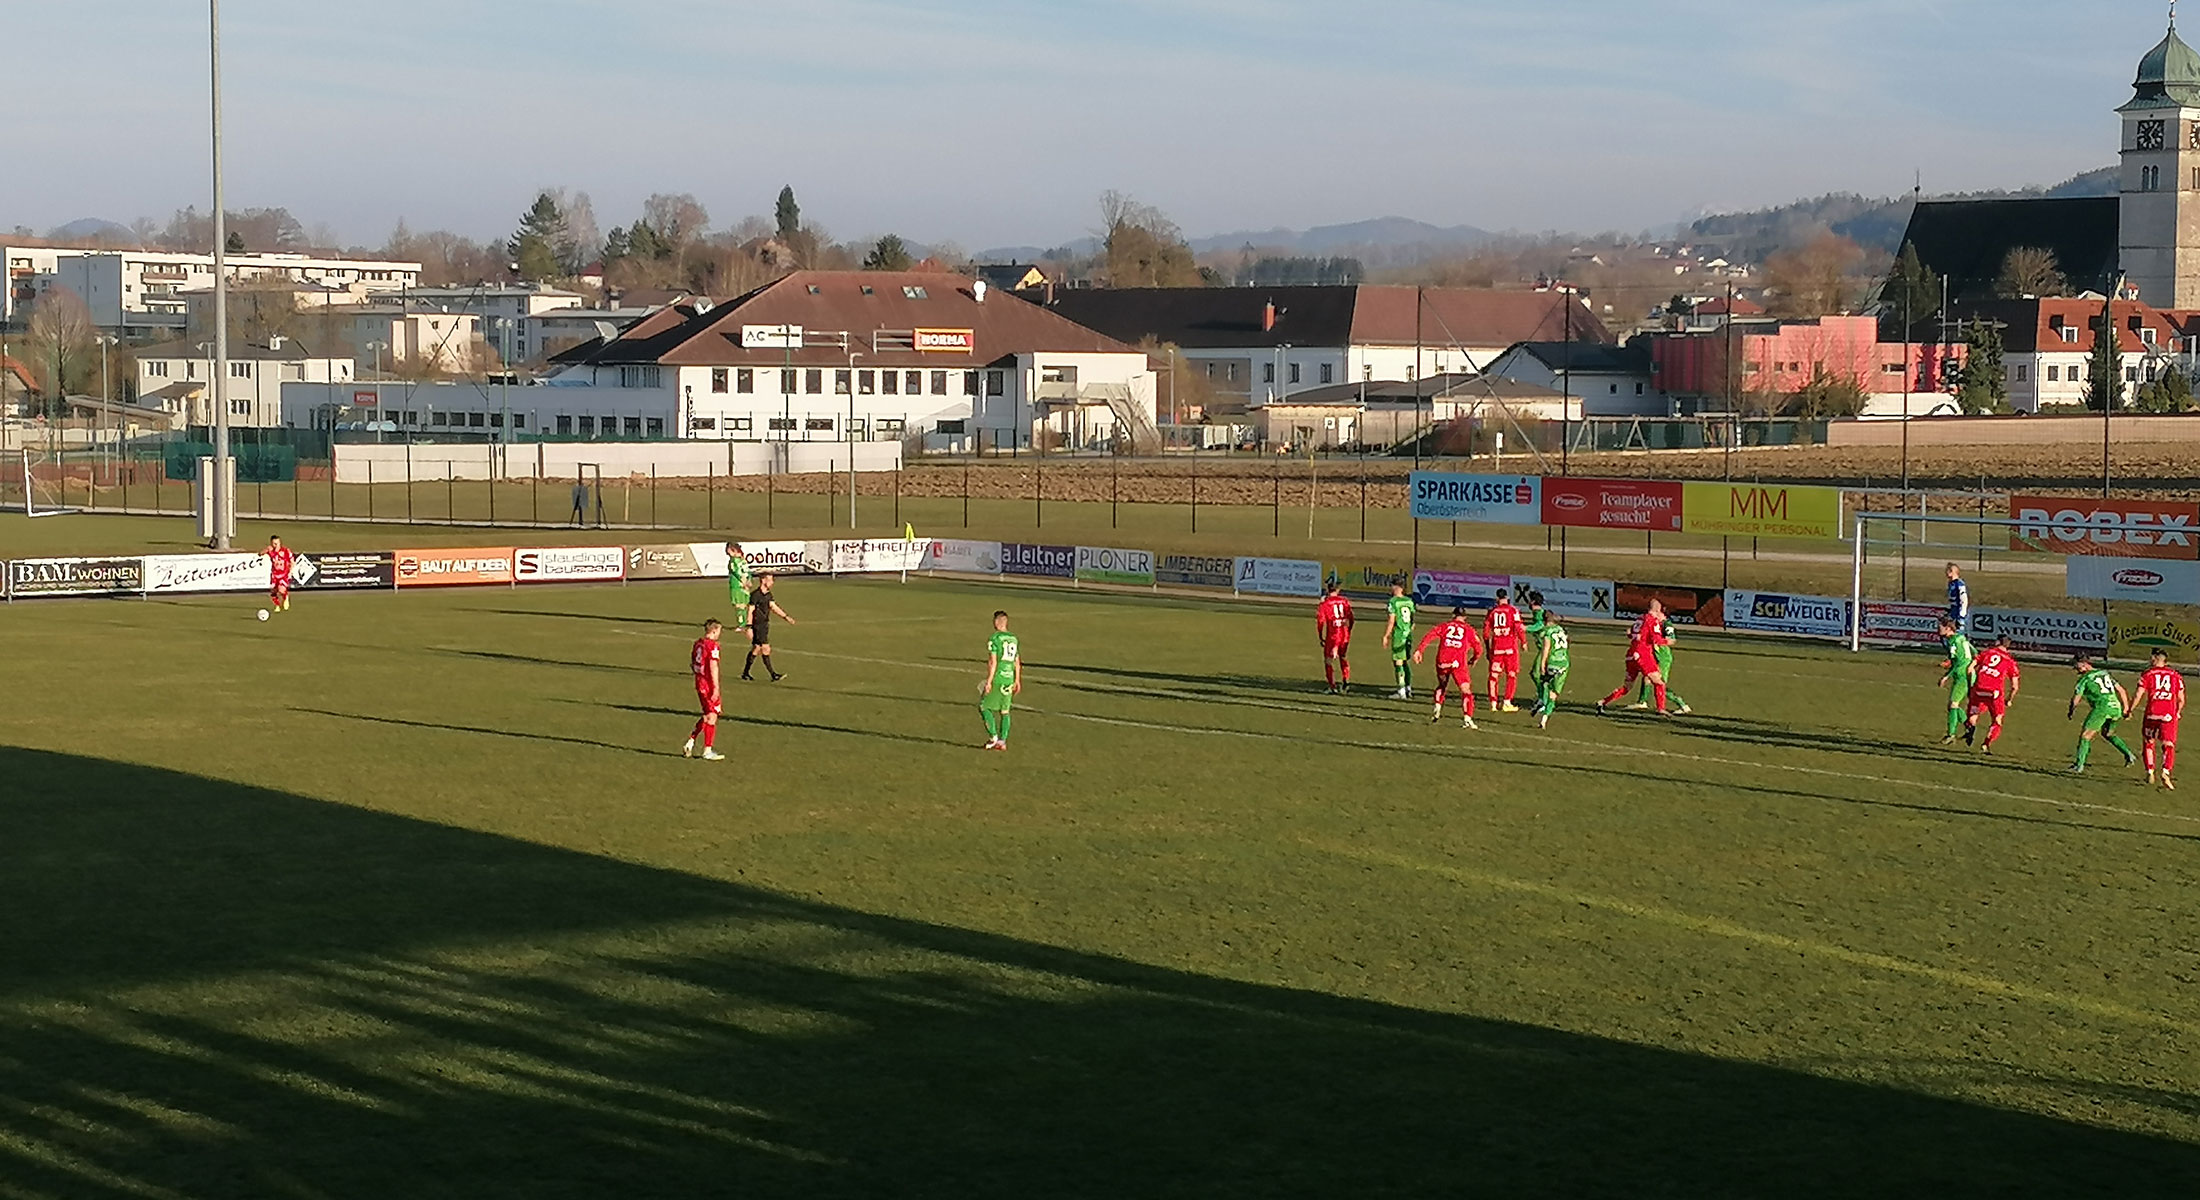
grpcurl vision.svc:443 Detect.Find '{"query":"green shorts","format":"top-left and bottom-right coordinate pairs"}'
top-left (982, 688), bottom-right (1015, 714)
top-left (729, 589), bottom-right (751, 626)
top-left (1390, 638), bottom-right (1412, 660)
top-left (2082, 707), bottom-right (2122, 735)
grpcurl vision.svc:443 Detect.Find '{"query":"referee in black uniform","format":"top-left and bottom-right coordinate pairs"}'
top-left (742, 573), bottom-right (795, 681)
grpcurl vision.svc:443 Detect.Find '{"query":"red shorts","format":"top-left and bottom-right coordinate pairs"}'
top-left (1323, 631), bottom-right (1351, 654)
top-left (1435, 665), bottom-right (1470, 694)
top-left (1626, 650), bottom-right (1659, 679)
top-left (696, 683), bottom-right (721, 717)
top-left (2145, 716), bottom-right (2180, 743)
top-left (1489, 649), bottom-right (1520, 673)
top-left (1968, 691), bottom-right (2007, 719)
top-left (271, 581), bottom-right (290, 600)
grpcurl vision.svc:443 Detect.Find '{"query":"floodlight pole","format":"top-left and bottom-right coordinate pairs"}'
top-left (846, 347), bottom-right (862, 529)
top-left (209, 0), bottom-right (232, 548)
top-left (2104, 273), bottom-right (2123, 499)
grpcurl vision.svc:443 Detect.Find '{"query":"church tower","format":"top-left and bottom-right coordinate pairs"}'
top-left (2120, 10), bottom-right (2200, 307)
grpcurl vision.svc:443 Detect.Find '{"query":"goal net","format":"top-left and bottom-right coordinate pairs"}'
top-left (14, 447), bottom-right (76, 517)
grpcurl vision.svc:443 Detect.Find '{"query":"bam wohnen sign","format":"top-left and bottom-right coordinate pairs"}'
top-left (1681, 483), bottom-right (1842, 539)
top-left (2009, 496), bottom-right (2200, 560)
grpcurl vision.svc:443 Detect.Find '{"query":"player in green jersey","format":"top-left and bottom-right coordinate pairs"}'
top-left (1520, 591), bottom-right (1552, 710)
top-left (1628, 614), bottom-right (1692, 714)
top-left (726, 542), bottom-right (756, 639)
top-left (1383, 582), bottom-right (1416, 699)
top-left (979, 610), bottom-right (1023, 751)
top-left (2066, 654), bottom-right (2136, 773)
top-left (1937, 618), bottom-right (1977, 744)
top-left (1532, 611), bottom-right (1571, 730)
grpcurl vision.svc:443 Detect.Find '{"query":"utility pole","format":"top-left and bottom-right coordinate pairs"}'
top-left (846, 347), bottom-right (862, 529)
top-left (209, 0), bottom-right (232, 548)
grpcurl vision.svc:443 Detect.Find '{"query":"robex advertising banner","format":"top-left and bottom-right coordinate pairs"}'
top-left (393, 548), bottom-right (515, 588)
top-left (142, 552), bottom-right (271, 595)
top-left (1155, 554), bottom-right (1233, 589)
top-left (1074, 546), bottom-right (1155, 587)
top-left (294, 552), bottom-right (395, 590)
top-left (1682, 484), bottom-right (1842, 540)
top-left (1541, 478), bottom-right (1684, 531)
top-left (2010, 496), bottom-right (2200, 560)
top-left (1408, 472), bottom-right (1541, 524)
top-left (1722, 590), bottom-right (1852, 639)
top-left (6, 556), bottom-right (144, 597)
top-left (2065, 556), bottom-right (2200, 605)
top-left (515, 547), bottom-right (626, 584)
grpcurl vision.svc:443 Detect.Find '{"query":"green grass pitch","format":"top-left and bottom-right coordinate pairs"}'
top-left (5, 551), bottom-right (2200, 1196)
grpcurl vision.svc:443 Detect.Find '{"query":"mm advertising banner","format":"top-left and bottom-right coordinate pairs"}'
top-left (1408, 472), bottom-right (1541, 524)
top-left (1541, 477), bottom-right (1684, 531)
top-left (515, 547), bottom-right (626, 584)
top-left (1325, 561), bottom-right (1413, 600)
top-left (294, 552), bottom-right (394, 590)
top-left (1411, 570), bottom-right (1511, 610)
top-left (1074, 546), bottom-right (1156, 587)
top-left (1681, 483), bottom-right (1842, 539)
top-left (1508, 576), bottom-right (1616, 621)
top-left (1002, 543), bottom-right (1075, 579)
top-left (2065, 557), bottom-right (2200, 605)
top-left (1236, 557), bottom-right (1323, 597)
top-left (1722, 590), bottom-right (1852, 639)
top-left (2110, 610), bottom-right (2200, 663)
top-left (921, 539), bottom-right (1002, 575)
top-left (2010, 496), bottom-right (2200, 559)
top-left (625, 543), bottom-right (725, 580)
top-left (7, 556), bottom-right (144, 597)
top-left (1616, 583), bottom-right (1725, 627)
top-left (1967, 606), bottom-right (2108, 658)
top-left (394, 548), bottom-right (514, 588)
top-left (143, 552), bottom-right (270, 595)
top-left (1156, 554), bottom-right (1234, 589)
top-left (1860, 600), bottom-right (1945, 647)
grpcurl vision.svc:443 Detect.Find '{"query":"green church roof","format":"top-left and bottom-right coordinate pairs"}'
top-left (2125, 19), bottom-right (2200, 109)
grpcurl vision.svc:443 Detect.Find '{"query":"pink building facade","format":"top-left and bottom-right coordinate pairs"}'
top-left (1651, 315), bottom-right (1963, 404)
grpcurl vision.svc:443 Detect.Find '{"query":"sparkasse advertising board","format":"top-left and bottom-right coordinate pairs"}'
top-left (1408, 472), bottom-right (1541, 523)
top-left (2009, 496), bottom-right (2200, 560)
top-left (515, 547), bottom-right (625, 583)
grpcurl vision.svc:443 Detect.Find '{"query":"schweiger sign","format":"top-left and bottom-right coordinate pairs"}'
top-left (2009, 495), bottom-right (2200, 560)
top-left (1680, 483), bottom-right (1842, 539)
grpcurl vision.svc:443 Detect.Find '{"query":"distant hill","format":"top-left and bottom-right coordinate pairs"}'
top-left (1687, 167), bottom-right (2117, 261)
top-left (1187, 216), bottom-right (1493, 256)
top-left (45, 217), bottom-right (138, 246)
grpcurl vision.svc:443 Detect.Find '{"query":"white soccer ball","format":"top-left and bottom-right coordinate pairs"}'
top-left (256, 609), bottom-right (270, 622)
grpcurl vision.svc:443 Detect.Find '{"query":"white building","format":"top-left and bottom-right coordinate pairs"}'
top-left (45, 250), bottom-right (422, 336)
top-left (1482, 341), bottom-right (1674, 417)
top-left (1958, 297), bottom-right (2183, 413)
top-left (137, 334), bottom-right (355, 427)
top-left (394, 285), bottom-right (586, 366)
top-left (2, 246), bottom-right (65, 325)
top-left (1042, 285), bottom-right (1612, 422)
top-left (526, 305), bottom-right (656, 366)
top-left (337, 307), bottom-right (487, 373)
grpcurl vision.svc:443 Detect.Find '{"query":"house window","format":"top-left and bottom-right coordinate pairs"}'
top-left (469, 412), bottom-right (486, 427)
top-left (1262, 362), bottom-right (1276, 383)
top-left (778, 368), bottom-right (796, 394)
top-left (937, 419), bottom-right (967, 435)
top-left (931, 370), bottom-right (948, 395)
top-left (691, 416), bottom-right (718, 431)
top-left (1320, 363), bottom-right (1333, 384)
top-left (2047, 366), bottom-right (2060, 381)
top-left (806, 417), bottom-right (835, 431)
top-left (859, 370), bottom-right (876, 394)
top-left (768, 417), bottom-right (796, 431)
top-left (805, 368), bottom-right (823, 394)
top-left (646, 417), bottom-right (664, 437)
top-left (617, 365), bottom-right (661, 388)
top-left (986, 370), bottom-right (1005, 396)
top-left (905, 370), bottom-right (922, 394)
top-left (1635, 383), bottom-right (1645, 395)
top-left (2126, 366), bottom-right (2141, 382)
top-left (579, 416), bottom-right (596, 436)
top-left (731, 417), bottom-right (753, 432)
top-left (2142, 326), bottom-right (2158, 346)
top-left (513, 414), bottom-right (526, 429)
top-left (882, 370), bottom-right (899, 395)
top-left (737, 368), bottom-right (754, 393)
top-left (1609, 383), bottom-right (1619, 394)
top-left (835, 369), bottom-right (852, 394)
top-left (1227, 362), bottom-right (1240, 383)
top-left (431, 412), bottom-right (449, 426)
top-left (231, 361), bottom-right (251, 378)
top-left (903, 286), bottom-right (928, 299)
top-left (147, 360), bottom-right (169, 378)
top-left (489, 412), bottom-right (504, 428)
top-left (2015, 366), bottom-right (2029, 383)
top-left (964, 370), bottom-right (980, 396)
top-left (1881, 363), bottom-right (1905, 374)
top-left (711, 367), bottom-right (729, 393)
top-left (878, 418), bottom-right (904, 433)
top-left (1288, 363), bottom-right (1301, 384)
top-left (2061, 327), bottom-right (2079, 344)
top-left (620, 417), bottom-right (639, 436)
top-left (861, 285), bottom-right (874, 296)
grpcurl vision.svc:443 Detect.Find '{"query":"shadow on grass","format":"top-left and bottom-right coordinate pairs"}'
top-left (582, 700), bottom-right (976, 751)
top-left (5, 746), bottom-right (2199, 1198)
top-left (294, 707), bottom-right (672, 758)
top-left (482, 608), bottom-right (698, 628)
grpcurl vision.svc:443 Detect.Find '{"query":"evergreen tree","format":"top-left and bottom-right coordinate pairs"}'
top-left (626, 220), bottom-right (672, 261)
top-left (601, 225), bottom-right (630, 263)
top-left (862, 234), bottom-right (913, 272)
top-left (224, 229), bottom-right (246, 255)
top-left (508, 192), bottom-right (569, 282)
top-left (1878, 242), bottom-right (1937, 339)
top-left (1953, 319), bottom-right (2007, 414)
top-left (2136, 365), bottom-right (2195, 413)
top-left (775, 186), bottom-right (801, 242)
top-left (2081, 303), bottom-right (2126, 412)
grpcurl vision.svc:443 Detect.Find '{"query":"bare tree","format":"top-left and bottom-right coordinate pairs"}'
top-left (1994, 247), bottom-right (2069, 299)
top-left (640, 193), bottom-right (710, 250)
top-left (23, 287), bottom-right (97, 404)
top-left (563, 191), bottom-right (603, 272)
top-left (1097, 190), bottom-right (1201, 287)
top-left (1762, 232), bottom-right (1867, 318)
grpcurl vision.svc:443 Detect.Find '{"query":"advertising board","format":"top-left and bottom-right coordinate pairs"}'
top-left (1507, 576), bottom-right (1616, 621)
top-left (922, 539), bottom-right (1003, 575)
top-left (2009, 496), bottom-right (2200, 559)
top-left (1541, 478), bottom-right (1684, 531)
top-left (142, 552), bottom-right (270, 595)
top-left (913, 328), bottom-right (975, 353)
top-left (6, 556), bottom-right (144, 597)
top-left (820, 538), bottom-right (928, 574)
top-left (2110, 610), bottom-right (2200, 663)
top-left (1407, 472), bottom-right (1541, 524)
top-left (1967, 606), bottom-right (2108, 658)
top-left (1074, 546), bottom-right (1156, 587)
top-left (294, 552), bottom-right (395, 590)
top-left (1681, 483), bottom-right (1842, 540)
top-left (738, 541), bottom-right (809, 575)
top-left (515, 547), bottom-right (625, 584)
top-left (1721, 590), bottom-right (1852, 639)
top-left (1410, 569), bottom-right (1511, 610)
top-left (1002, 543), bottom-right (1075, 579)
top-left (1156, 554), bottom-right (1234, 589)
top-left (2065, 557), bottom-right (2200, 605)
top-left (1859, 600), bottom-right (1944, 647)
top-left (1235, 557), bottom-right (1322, 597)
top-left (1324, 561), bottom-right (1413, 600)
top-left (393, 548), bottom-right (514, 588)
top-left (1615, 583), bottom-right (1725, 627)
top-left (626, 543), bottom-right (712, 580)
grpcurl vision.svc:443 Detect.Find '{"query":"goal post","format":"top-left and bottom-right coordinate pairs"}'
top-left (16, 447), bottom-right (76, 517)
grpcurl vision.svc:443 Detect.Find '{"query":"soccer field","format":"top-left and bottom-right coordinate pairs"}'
top-left (6, 562), bottom-right (2200, 1196)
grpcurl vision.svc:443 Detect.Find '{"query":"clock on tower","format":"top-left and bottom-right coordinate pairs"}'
top-left (2139, 118), bottom-right (2168, 149)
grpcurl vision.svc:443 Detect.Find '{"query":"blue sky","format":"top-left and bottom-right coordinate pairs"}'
top-left (0, 1), bottom-right (2176, 250)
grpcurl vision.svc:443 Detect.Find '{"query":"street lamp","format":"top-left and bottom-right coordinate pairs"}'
top-left (365, 340), bottom-right (388, 445)
top-left (208, 0), bottom-right (232, 549)
top-left (97, 334), bottom-right (118, 493)
top-left (845, 349), bottom-right (862, 529)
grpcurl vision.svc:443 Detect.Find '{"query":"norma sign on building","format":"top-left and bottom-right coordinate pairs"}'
top-left (913, 328), bottom-right (975, 353)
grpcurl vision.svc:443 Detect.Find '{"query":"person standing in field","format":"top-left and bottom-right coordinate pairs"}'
top-left (1627, 609), bottom-right (1692, 715)
top-left (979, 610), bottom-right (1022, 751)
top-left (1964, 634), bottom-right (2021, 752)
top-left (1520, 591), bottom-right (1555, 711)
top-left (1598, 600), bottom-right (1674, 716)
top-left (1412, 605), bottom-right (1484, 729)
top-left (684, 619), bottom-right (726, 761)
top-left (725, 542), bottom-right (755, 643)
top-left (569, 480), bottom-right (589, 527)
top-left (1938, 617), bottom-right (1979, 744)
top-left (1945, 562), bottom-right (1970, 629)
top-left (1383, 582), bottom-right (1416, 700)
top-left (742, 573), bottom-right (795, 682)
top-left (1316, 582), bottom-right (1356, 695)
top-left (2066, 654), bottom-right (2137, 775)
top-left (1532, 611), bottom-right (1572, 730)
top-left (2138, 648), bottom-right (2186, 790)
top-left (266, 535), bottom-right (296, 614)
top-left (1483, 589), bottom-right (1525, 712)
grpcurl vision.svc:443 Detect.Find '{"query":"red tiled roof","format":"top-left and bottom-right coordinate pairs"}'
top-left (1348, 286), bottom-right (1613, 347)
top-left (1, 354), bottom-right (35, 393)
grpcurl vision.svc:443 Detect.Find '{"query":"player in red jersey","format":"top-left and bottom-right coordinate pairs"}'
top-left (266, 535), bottom-right (296, 613)
top-left (2138, 648), bottom-right (2186, 789)
top-left (1597, 600), bottom-right (1674, 716)
top-left (683, 619), bottom-right (727, 761)
top-left (1962, 634), bottom-right (2022, 752)
top-left (1483, 590), bottom-right (1526, 712)
top-left (1316, 582), bottom-right (1356, 695)
top-left (1412, 605), bottom-right (1485, 729)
